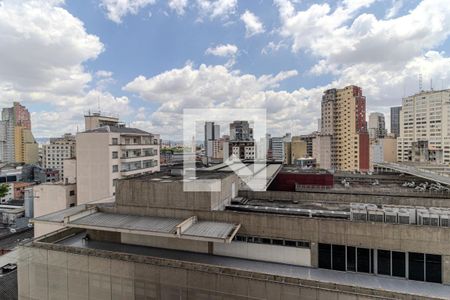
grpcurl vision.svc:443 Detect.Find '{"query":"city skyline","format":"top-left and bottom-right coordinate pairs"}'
top-left (1, 0), bottom-right (450, 140)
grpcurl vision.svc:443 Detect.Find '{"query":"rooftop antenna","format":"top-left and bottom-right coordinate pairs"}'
top-left (419, 73), bottom-right (423, 92)
top-left (97, 96), bottom-right (101, 113)
top-left (430, 78), bottom-right (433, 91)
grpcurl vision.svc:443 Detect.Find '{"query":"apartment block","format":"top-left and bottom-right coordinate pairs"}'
top-left (42, 133), bottom-right (76, 178)
top-left (0, 102), bottom-right (38, 164)
top-left (397, 89), bottom-right (450, 164)
top-left (320, 86), bottom-right (370, 171)
top-left (76, 124), bottom-right (160, 204)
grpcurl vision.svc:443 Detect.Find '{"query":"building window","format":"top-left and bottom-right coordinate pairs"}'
top-left (409, 252), bottom-right (425, 281)
top-left (318, 243), bottom-right (332, 269)
top-left (112, 138), bottom-right (118, 145)
top-left (332, 245), bottom-right (346, 271)
top-left (392, 251), bottom-right (405, 277)
top-left (69, 190), bottom-right (75, 196)
top-left (426, 254), bottom-right (442, 283)
top-left (112, 165), bottom-right (119, 173)
top-left (112, 151), bottom-right (118, 159)
top-left (377, 250), bottom-right (391, 276)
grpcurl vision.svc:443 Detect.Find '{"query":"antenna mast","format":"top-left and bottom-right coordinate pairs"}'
top-left (419, 74), bottom-right (423, 92)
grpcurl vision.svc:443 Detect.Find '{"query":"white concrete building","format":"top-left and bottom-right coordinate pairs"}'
top-left (76, 126), bottom-right (160, 204)
top-left (42, 133), bottom-right (76, 179)
top-left (397, 89), bottom-right (450, 164)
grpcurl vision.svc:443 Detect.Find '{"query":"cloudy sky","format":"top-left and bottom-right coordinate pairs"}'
top-left (1, 0), bottom-right (450, 139)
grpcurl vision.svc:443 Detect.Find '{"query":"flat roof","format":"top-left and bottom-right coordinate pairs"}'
top-left (70, 212), bottom-right (182, 234)
top-left (35, 206), bottom-right (240, 243)
top-left (53, 232), bottom-right (450, 299)
top-left (182, 221), bottom-right (235, 239)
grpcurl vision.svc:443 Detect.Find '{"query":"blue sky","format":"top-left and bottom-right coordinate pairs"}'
top-left (1, 0), bottom-right (450, 139)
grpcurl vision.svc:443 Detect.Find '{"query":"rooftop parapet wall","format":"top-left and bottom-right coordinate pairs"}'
top-left (116, 173), bottom-right (239, 211)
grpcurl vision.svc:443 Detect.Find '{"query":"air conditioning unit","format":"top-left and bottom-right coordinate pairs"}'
top-left (429, 213), bottom-right (440, 226)
top-left (440, 214), bottom-right (449, 227)
top-left (398, 208), bottom-right (416, 224)
top-left (351, 209), bottom-right (367, 222)
top-left (368, 209), bottom-right (384, 223)
top-left (417, 210), bottom-right (430, 226)
top-left (384, 208), bottom-right (398, 224)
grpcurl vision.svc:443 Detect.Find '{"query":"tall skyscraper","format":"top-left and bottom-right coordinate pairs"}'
top-left (320, 86), bottom-right (369, 171)
top-left (204, 122), bottom-right (220, 158)
top-left (0, 102), bottom-right (38, 164)
top-left (390, 106), bottom-right (402, 137)
top-left (397, 89), bottom-right (450, 164)
top-left (368, 112), bottom-right (387, 139)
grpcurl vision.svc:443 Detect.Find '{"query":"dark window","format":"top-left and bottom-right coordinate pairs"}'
top-left (284, 240), bottom-right (296, 247)
top-left (392, 251), bottom-right (406, 278)
top-left (235, 235), bottom-right (246, 242)
top-left (347, 246), bottom-right (356, 272)
top-left (357, 248), bottom-right (370, 273)
top-left (272, 239), bottom-right (283, 245)
top-left (378, 250), bottom-right (391, 276)
top-left (253, 237), bottom-right (262, 244)
top-left (332, 245), bottom-right (346, 271)
top-left (112, 165), bottom-right (119, 173)
top-left (262, 238), bottom-right (271, 244)
top-left (112, 151), bottom-right (118, 159)
top-left (409, 252), bottom-right (425, 281)
top-left (69, 190), bottom-right (75, 196)
top-left (69, 203), bottom-right (75, 207)
top-left (112, 138), bottom-right (118, 145)
top-left (426, 254), bottom-right (442, 283)
top-left (318, 243), bottom-right (332, 269)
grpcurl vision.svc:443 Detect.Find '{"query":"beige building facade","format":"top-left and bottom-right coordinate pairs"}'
top-left (397, 89), bottom-right (450, 164)
top-left (76, 126), bottom-right (160, 204)
top-left (320, 86), bottom-right (370, 171)
top-left (43, 133), bottom-right (76, 179)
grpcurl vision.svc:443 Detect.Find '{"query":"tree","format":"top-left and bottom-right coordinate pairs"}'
top-left (0, 183), bottom-right (10, 199)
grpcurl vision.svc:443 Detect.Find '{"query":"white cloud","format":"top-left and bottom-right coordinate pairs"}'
top-left (205, 44), bottom-right (238, 68)
top-left (0, 0), bottom-right (133, 136)
top-left (205, 44), bottom-right (238, 57)
top-left (123, 64), bottom-right (308, 139)
top-left (196, 0), bottom-right (237, 20)
top-left (274, 0), bottom-right (450, 115)
top-left (100, 0), bottom-right (156, 23)
top-left (168, 0), bottom-right (188, 15)
top-left (240, 10), bottom-right (265, 37)
top-left (96, 70), bottom-right (113, 78)
top-left (385, 0), bottom-right (403, 19)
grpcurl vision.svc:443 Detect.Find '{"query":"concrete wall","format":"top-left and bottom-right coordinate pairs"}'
top-left (214, 242), bottom-right (311, 266)
top-left (19, 244), bottom-right (431, 300)
top-left (63, 159), bottom-right (76, 184)
top-left (122, 233), bottom-right (209, 254)
top-left (77, 132), bottom-right (115, 204)
top-left (116, 173), bottom-right (238, 211)
top-left (33, 223), bottom-right (64, 239)
top-left (33, 184), bottom-right (76, 218)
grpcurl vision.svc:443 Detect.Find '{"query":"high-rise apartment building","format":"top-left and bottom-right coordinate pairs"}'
top-left (0, 102), bottom-right (38, 164)
top-left (204, 122), bottom-right (220, 159)
top-left (320, 86), bottom-right (369, 171)
top-left (390, 106), bottom-right (402, 137)
top-left (230, 121), bottom-right (253, 141)
top-left (43, 133), bottom-right (76, 178)
top-left (368, 112), bottom-right (387, 139)
top-left (397, 89), bottom-right (450, 164)
top-left (76, 114), bottom-right (160, 204)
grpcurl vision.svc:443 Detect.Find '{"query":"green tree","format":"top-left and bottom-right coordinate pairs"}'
top-left (0, 183), bottom-right (10, 198)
